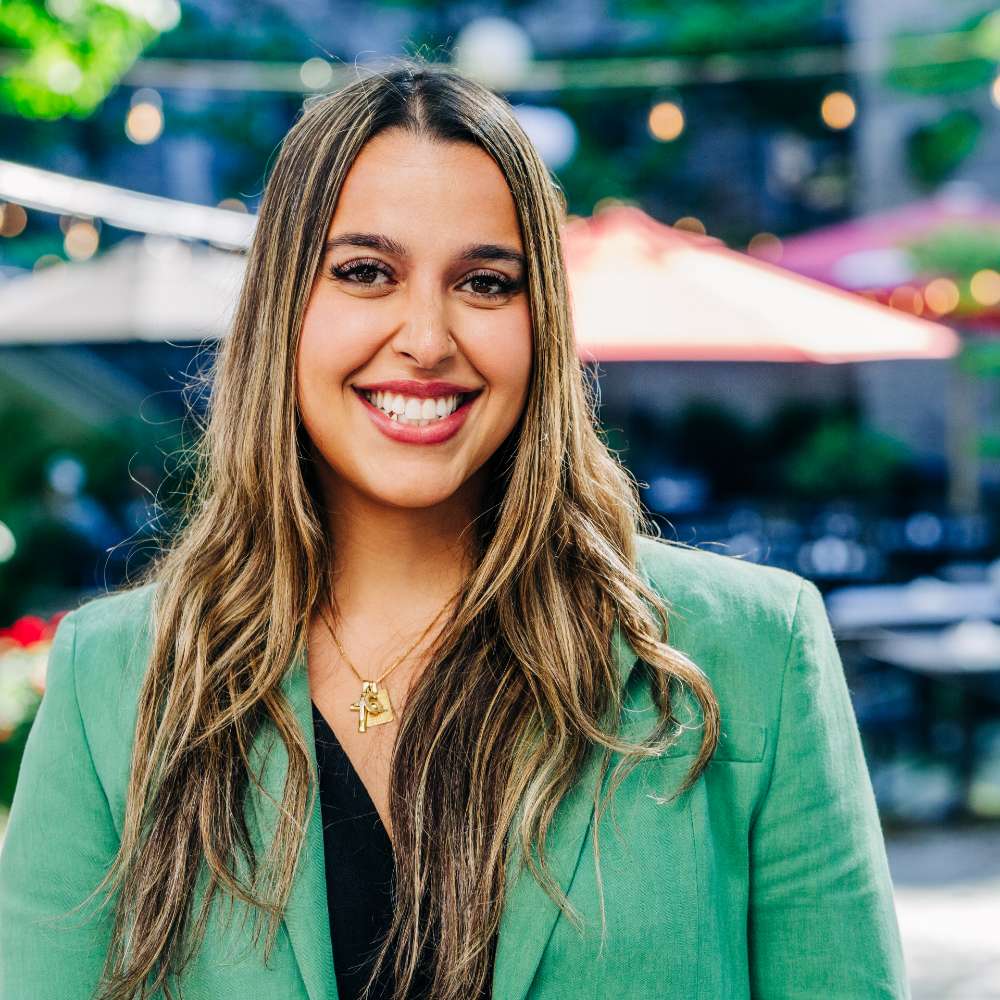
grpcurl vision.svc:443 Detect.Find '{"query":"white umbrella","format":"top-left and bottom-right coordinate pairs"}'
top-left (0, 235), bottom-right (244, 344)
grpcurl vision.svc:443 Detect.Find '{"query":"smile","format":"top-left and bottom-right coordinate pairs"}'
top-left (359, 389), bottom-right (471, 426)
top-left (352, 386), bottom-right (482, 445)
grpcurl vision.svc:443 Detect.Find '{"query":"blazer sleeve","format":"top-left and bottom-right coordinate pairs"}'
top-left (747, 578), bottom-right (910, 999)
top-left (0, 611), bottom-right (120, 999)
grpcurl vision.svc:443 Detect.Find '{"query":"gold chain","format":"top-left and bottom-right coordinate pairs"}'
top-left (318, 591), bottom-right (457, 733)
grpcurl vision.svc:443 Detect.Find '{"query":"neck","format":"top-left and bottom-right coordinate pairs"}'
top-left (322, 478), bottom-right (481, 625)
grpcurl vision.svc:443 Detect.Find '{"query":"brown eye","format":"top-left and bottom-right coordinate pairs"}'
top-left (330, 258), bottom-right (394, 288)
top-left (460, 270), bottom-right (520, 299)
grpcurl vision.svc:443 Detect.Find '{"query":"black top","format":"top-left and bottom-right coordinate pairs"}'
top-left (311, 700), bottom-right (435, 1000)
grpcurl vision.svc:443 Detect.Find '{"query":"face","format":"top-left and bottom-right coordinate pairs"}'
top-left (296, 129), bottom-right (533, 515)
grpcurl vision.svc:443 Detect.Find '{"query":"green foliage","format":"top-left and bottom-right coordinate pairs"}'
top-left (779, 418), bottom-right (912, 501)
top-left (610, 0), bottom-right (824, 55)
top-left (905, 225), bottom-right (1000, 278)
top-left (623, 396), bottom-right (918, 510)
top-left (905, 109), bottom-right (983, 189)
top-left (886, 10), bottom-right (1000, 95)
top-left (0, 386), bottom-right (193, 621)
top-left (960, 340), bottom-right (1000, 376)
top-left (0, 0), bottom-right (169, 119)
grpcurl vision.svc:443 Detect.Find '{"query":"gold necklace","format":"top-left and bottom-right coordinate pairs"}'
top-left (319, 594), bottom-right (455, 733)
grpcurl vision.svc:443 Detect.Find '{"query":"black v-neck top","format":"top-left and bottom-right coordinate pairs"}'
top-left (310, 700), bottom-right (435, 1000)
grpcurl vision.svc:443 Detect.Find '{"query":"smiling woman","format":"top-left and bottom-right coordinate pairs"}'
top-left (297, 129), bottom-right (532, 500)
top-left (0, 56), bottom-right (909, 1000)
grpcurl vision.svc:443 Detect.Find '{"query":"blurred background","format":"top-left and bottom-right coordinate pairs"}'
top-left (0, 2), bottom-right (999, 995)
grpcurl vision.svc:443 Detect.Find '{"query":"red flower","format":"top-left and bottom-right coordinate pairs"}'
top-left (0, 610), bottom-right (68, 648)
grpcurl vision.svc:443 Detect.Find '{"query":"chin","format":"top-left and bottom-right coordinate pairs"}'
top-left (364, 477), bottom-right (467, 511)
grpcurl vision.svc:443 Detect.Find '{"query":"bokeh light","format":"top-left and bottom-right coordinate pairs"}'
top-left (512, 104), bottom-right (578, 170)
top-left (970, 269), bottom-right (1000, 307)
top-left (0, 520), bottom-right (15, 564)
top-left (453, 17), bottom-right (532, 90)
top-left (127, 104), bottom-right (163, 144)
top-left (821, 91), bottom-right (856, 130)
top-left (673, 215), bottom-right (706, 234)
top-left (648, 101), bottom-right (685, 142)
top-left (47, 59), bottom-right (83, 95)
top-left (300, 57), bottom-right (334, 90)
top-left (64, 219), bottom-right (100, 260)
top-left (889, 285), bottom-right (924, 315)
top-left (747, 232), bottom-right (783, 262)
top-left (127, 89), bottom-right (164, 144)
top-left (0, 203), bottom-right (27, 237)
top-left (924, 277), bottom-right (960, 314)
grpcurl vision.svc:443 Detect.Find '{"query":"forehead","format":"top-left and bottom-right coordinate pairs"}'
top-left (326, 130), bottom-right (523, 247)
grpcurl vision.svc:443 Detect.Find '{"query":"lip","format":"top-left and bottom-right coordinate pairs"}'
top-left (353, 379), bottom-right (480, 399)
top-left (352, 386), bottom-right (481, 445)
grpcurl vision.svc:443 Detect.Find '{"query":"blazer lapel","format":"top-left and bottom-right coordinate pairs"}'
top-left (246, 646), bottom-right (338, 1000)
top-left (491, 619), bottom-right (641, 1000)
top-left (245, 615), bottom-right (644, 1000)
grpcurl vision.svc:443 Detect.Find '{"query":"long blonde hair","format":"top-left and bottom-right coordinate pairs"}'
top-left (83, 55), bottom-right (720, 1000)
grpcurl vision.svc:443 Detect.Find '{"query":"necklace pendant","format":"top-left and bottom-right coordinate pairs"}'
top-left (349, 679), bottom-right (395, 733)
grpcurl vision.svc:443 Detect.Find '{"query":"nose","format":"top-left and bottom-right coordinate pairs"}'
top-left (390, 278), bottom-right (457, 369)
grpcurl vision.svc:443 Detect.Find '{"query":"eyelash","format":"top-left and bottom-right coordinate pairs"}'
top-left (329, 257), bottom-right (520, 300)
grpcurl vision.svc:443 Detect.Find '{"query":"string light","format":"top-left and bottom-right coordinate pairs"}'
top-left (924, 277), bottom-right (960, 314)
top-left (673, 216), bottom-right (705, 234)
top-left (0, 202), bottom-right (27, 237)
top-left (126, 88), bottom-right (164, 145)
top-left (970, 269), bottom-right (1000, 307)
top-left (991, 73), bottom-right (1000, 110)
top-left (126, 103), bottom-right (163, 144)
top-left (889, 285), bottom-right (924, 315)
top-left (64, 220), bottom-right (99, 260)
top-left (648, 101), bottom-right (685, 142)
top-left (747, 232), bottom-right (783, 262)
top-left (593, 196), bottom-right (633, 214)
top-left (820, 91), bottom-right (856, 129)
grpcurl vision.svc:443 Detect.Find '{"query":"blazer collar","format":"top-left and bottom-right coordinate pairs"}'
top-left (246, 619), bottom-right (642, 1000)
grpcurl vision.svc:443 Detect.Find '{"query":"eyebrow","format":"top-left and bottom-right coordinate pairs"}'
top-left (324, 232), bottom-right (526, 268)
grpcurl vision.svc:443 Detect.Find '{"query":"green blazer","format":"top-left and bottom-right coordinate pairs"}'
top-left (0, 536), bottom-right (910, 999)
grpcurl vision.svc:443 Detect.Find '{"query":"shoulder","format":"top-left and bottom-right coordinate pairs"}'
top-left (59, 581), bottom-right (160, 820)
top-left (633, 533), bottom-right (807, 636)
top-left (65, 580), bottom-right (159, 656)
top-left (631, 533), bottom-right (815, 735)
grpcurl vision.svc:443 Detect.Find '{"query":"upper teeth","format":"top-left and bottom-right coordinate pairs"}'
top-left (361, 390), bottom-right (465, 425)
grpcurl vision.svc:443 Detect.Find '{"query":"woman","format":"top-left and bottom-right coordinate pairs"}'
top-left (0, 58), bottom-right (909, 1000)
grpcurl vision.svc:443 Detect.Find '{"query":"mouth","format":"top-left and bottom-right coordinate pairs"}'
top-left (352, 386), bottom-right (483, 427)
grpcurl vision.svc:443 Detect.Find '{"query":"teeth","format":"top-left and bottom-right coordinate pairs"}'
top-left (361, 390), bottom-right (466, 426)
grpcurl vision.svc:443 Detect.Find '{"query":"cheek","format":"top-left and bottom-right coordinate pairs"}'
top-left (297, 295), bottom-right (376, 397)
top-left (475, 305), bottom-right (533, 404)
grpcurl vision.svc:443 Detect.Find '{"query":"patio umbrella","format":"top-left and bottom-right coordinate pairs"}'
top-left (0, 234), bottom-right (243, 344)
top-left (562, 204), bottom-right (959, 363)
top-left (778, 185), bottom-right (1000, 287)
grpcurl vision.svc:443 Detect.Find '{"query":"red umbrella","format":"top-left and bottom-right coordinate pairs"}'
top-left (562, 204), bottom-right (959, 363)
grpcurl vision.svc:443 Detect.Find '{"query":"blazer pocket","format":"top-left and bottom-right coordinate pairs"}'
top-left (660, 716), bottom-right (766, 763)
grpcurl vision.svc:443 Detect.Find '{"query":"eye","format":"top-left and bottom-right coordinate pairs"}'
top-left (460, 270), bottom-right (521, 300)
top-left (329, 257), bottom-right (394, 289)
